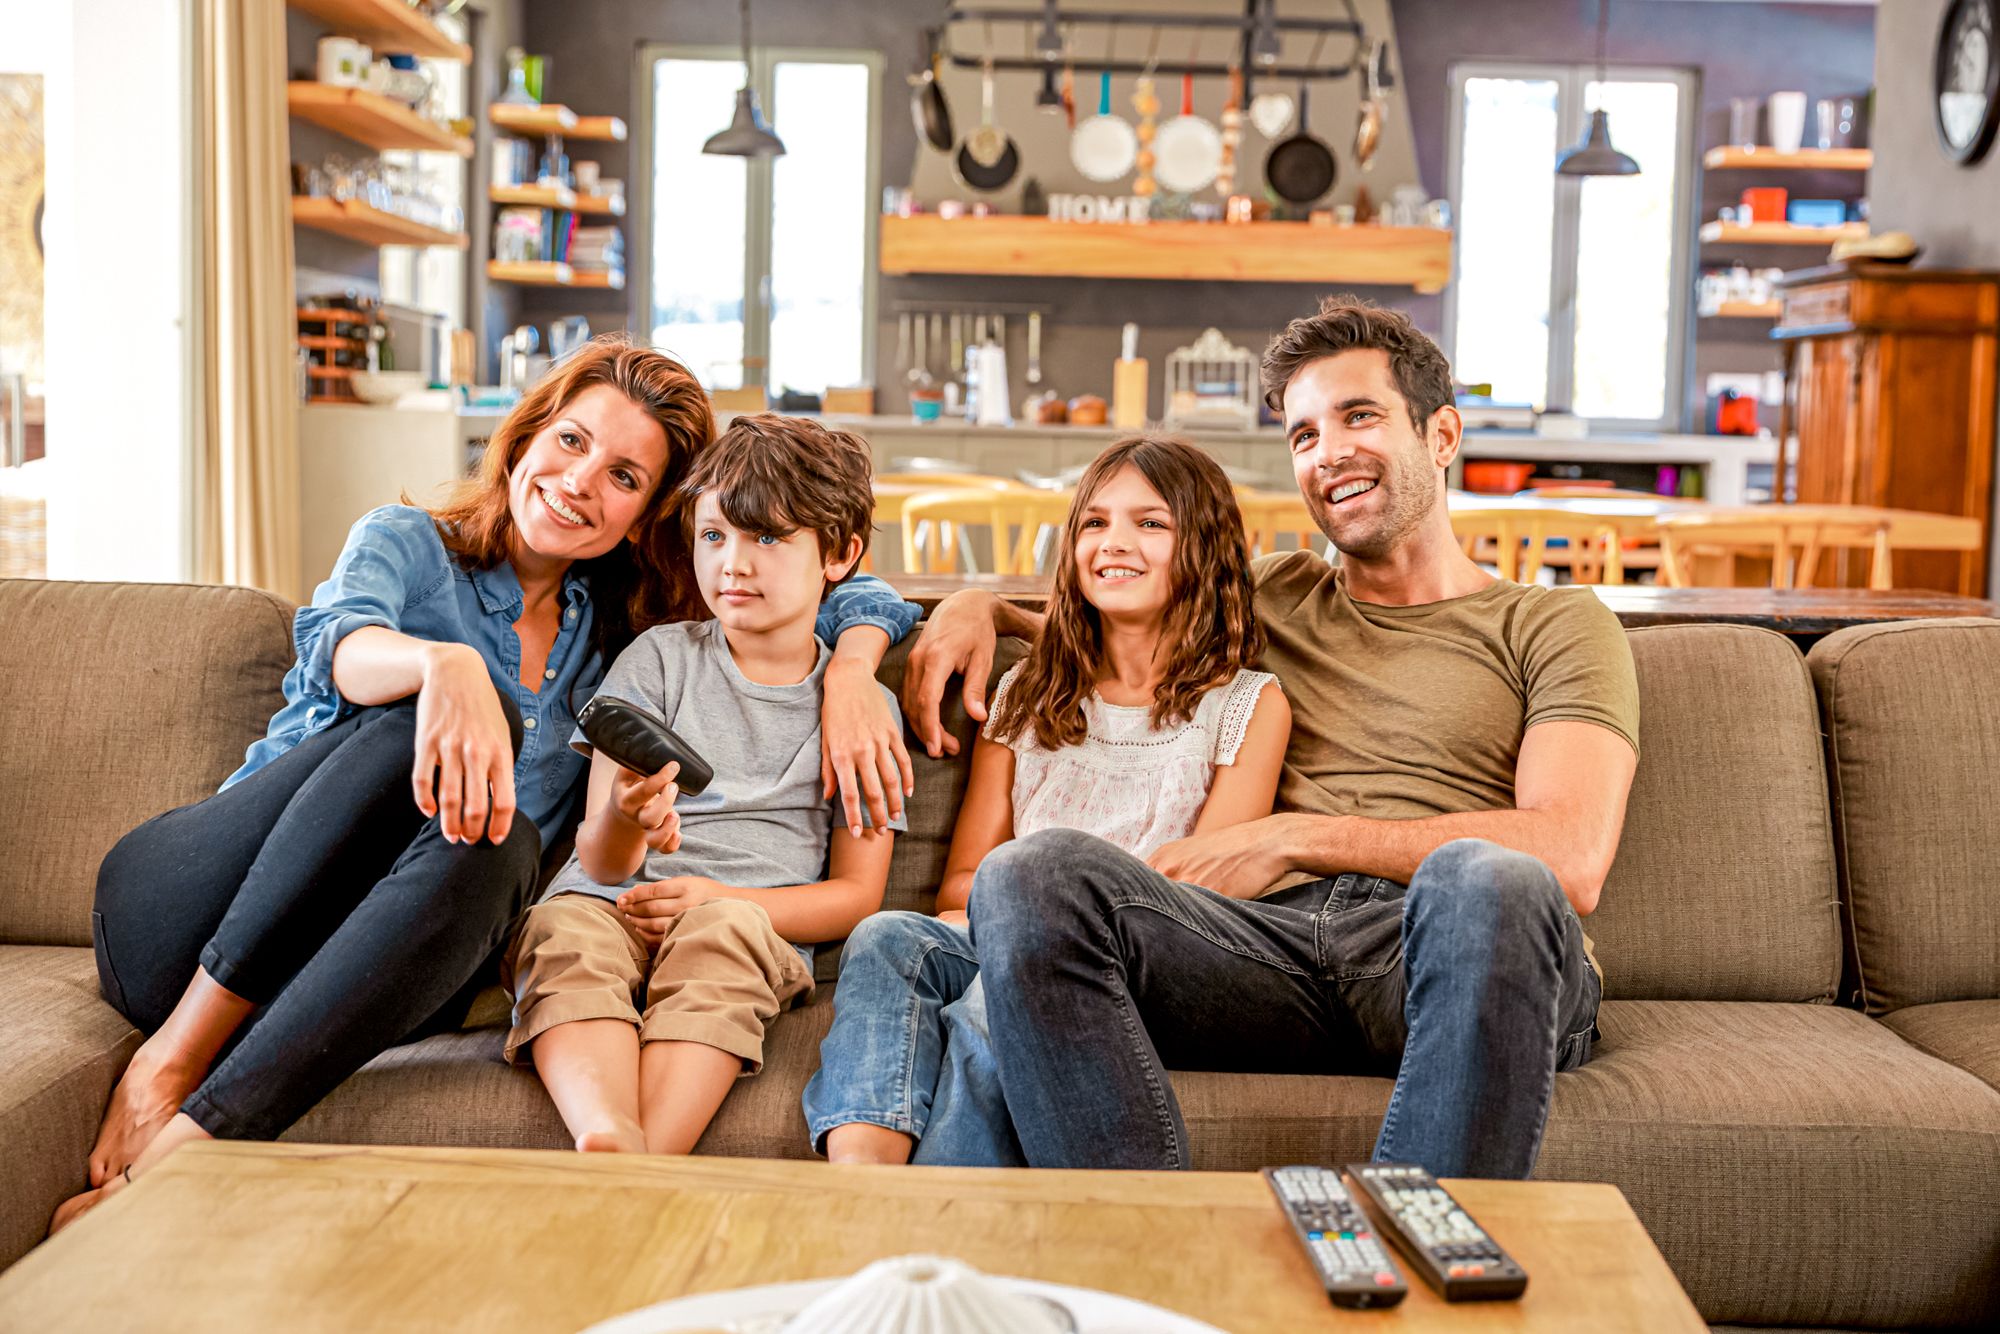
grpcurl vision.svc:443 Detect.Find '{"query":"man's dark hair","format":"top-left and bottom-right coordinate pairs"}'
top-left (1260, 294), bottom-right (1455, 431)
top-left (678, 413), bottom-right (874, 590)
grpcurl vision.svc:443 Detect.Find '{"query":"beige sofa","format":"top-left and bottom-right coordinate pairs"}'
top-left (2, 578), bottom-right (1996, 1329)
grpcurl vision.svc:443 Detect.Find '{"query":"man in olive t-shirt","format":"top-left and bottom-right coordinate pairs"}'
top-left (903, 296), bottom-right (1640, 1179)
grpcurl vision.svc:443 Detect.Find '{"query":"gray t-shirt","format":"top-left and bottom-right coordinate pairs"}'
top-left (542, 618), bottom-right (907, 907)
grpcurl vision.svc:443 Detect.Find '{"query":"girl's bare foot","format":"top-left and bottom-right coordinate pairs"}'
top-left (87, 1044), bottom-right (205, 1186)
top-left (575, 1129), bottom-right (645, 1153)
top-left (49, 1161), bottom-right (132, 1237)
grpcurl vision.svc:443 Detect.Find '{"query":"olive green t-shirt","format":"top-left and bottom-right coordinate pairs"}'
top-left (1251, 551), bottom-right (1638, 981)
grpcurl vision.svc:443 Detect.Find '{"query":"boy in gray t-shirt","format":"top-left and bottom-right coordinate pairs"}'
top-left (505, 415), bottom-right (903, 1157)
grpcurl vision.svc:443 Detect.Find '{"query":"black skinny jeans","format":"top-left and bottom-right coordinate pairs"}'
top-left (91, 696), bottom-right (542, 1141)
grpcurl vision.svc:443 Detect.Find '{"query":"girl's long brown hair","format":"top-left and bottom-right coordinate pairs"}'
top-left (989, 435), bottom-right (1263, 751)
top-left (427, 335), bottom-right (715, 663)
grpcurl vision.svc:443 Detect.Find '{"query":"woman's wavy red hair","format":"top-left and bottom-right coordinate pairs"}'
top-left (426, 334), bottom-right (715, 658)
top-left (989, 435), bottom-right (1263, 751)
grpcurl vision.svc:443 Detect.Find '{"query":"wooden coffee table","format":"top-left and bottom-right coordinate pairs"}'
top-left (0, 1143), bottom-right (1702, 1332)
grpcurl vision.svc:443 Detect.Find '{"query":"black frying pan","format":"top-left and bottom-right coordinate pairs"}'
top-left (909, 37), bottom-right (954, 153)
top-left (954, 63), bottom-right (1020, 191)
top-left (1266, 80), bottom-right (1337, 204)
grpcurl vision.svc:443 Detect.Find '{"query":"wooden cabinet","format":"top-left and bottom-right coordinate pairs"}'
top-left (1775, 266), bottom-right (1999, 594)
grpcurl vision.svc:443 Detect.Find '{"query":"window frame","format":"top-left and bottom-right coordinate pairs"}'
top-left (630, 43), bottom-right (884, 393)
top-left (1442, 60), bottom-right (1700, 432)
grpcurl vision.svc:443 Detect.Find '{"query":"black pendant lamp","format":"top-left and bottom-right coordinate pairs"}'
top-left (704, 0), bottom-right (786, 158)
top-left (1557, 0), bottom-right (1639, 176)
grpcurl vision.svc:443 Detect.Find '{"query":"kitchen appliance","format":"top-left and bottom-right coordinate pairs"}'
top-left (378, 303), bottom-right (451, 387)
top-left (1153, 72), bottom-right (1222, 194)
top-left (1265, 80), bottom-right (1337, 203)
top-left (1071, 69), bottom-right (1137, 183)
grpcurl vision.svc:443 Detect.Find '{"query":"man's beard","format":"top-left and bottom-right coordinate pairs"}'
top-left (1308, 460), bottom-right (1436, 562)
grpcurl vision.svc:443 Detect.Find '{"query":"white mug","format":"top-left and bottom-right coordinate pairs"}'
top-left (1767, 91), bottom-right (1808, 154)
top-left (317, 36), bottom-right (371, 88)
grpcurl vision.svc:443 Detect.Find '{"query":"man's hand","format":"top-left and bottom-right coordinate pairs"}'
top-left (609, 761), bottom-right (681, 853)
top-left (821, 657), bottom-right (913, 838)
top-left (903, 590), bottom-right (1002, 758)
top-left (617, 875), bottom-right (727, 949)
top-left (1146, 816), bottom-right (1299, 899)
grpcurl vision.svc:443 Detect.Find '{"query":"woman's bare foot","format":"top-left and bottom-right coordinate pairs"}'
top-left (575, 1128), bottom-right (646, 1153)
top-left (87, 1043), bottom-right (206, 1186)
top-left (49, 1160), bottom-right (133, 1237)
top-left (824, 1123), bottom-right (915, 1165)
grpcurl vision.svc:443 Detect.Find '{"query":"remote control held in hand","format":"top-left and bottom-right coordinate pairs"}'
top-left (576, 695), bottom-right (715, 797)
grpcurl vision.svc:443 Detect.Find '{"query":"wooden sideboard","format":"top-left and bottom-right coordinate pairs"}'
top-left (1775, 265), bottom-right (1998, 594)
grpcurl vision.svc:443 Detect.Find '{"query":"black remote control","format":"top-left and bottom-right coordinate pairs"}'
top-left (576, 695), bottom-right (715, 797)
top-left (1261, 1166), bottom-right (1408, 1309)
top-left (1344, 1163), bottom-right (1527, 1302)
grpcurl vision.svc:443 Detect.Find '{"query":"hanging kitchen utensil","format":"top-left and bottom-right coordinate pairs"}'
top-left (1071, 68), bottom-right (1138, 183)
top-left (1154, 70), bottom-right (1223, 194)
top-left (1131, 70), bottom-right (1160, 197)
top-left (907, 314), bottom-right (930, 388)
top-left (1248, 86), bottom-right (1295, 138)
top-left (1027, 311), bottom-right (1044, 386)
top-left (908, 36), bottom-right (954, 153)
top-left (1355, 39), bottom-right (1387, 171)
top-left (1216, 64), bottom-right (1243, 196)
top-left (1265, 79), bottom-right (1337, 203)
top-left (1060, 54), bottom-right (1076, 128)
top-left (955, 59), bottom-right (1021, 191)
top-left (894, 312), bottom-right (911, 380)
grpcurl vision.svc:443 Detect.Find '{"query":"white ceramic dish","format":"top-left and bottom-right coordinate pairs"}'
top-left (350, 370), bottom-right (427, 404)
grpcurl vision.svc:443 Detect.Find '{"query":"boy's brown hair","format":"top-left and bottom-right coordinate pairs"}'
top-left (1260, 293), bottom-right (1455, 431)
top-left (678, 413), bottom-right (875, 591)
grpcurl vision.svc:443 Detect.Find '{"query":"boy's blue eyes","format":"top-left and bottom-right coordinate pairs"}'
top-left (699, 529), bottom-right (781, 545)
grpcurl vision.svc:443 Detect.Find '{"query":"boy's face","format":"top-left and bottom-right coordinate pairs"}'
top-left (691, 493), bottom-right (860, 637)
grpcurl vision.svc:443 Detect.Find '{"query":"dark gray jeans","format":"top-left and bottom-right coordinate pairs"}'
top-left (972, 830), bottom-right (1600, 1178)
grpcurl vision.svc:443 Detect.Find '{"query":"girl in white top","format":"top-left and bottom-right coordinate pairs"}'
top-left (803, 435), bottom-right (1291, 1165)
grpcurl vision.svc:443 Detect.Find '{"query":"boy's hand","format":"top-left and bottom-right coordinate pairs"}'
top-left (618, 875), bottom-right (726, 948)
top-left (610, 761), bottom-right (681, 854)
top-left (935, 908), bottom-right (970, 927)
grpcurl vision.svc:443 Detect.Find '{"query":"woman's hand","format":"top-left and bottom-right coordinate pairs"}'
top-left (822, 658), bottom-right (914, 839)
top-left (610, 761), bottom-right (682, 854)
top-left (412, 644), bottom-right (517, 845)
top-left (903, 590), bottom-right (1003, 758)
top-left (618, 875), bottom-right (727, 949)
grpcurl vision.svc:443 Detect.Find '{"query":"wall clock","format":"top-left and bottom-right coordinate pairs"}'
top-left (1937, 0), bottom-right (2000, 164)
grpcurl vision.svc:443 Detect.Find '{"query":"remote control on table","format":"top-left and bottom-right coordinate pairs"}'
top-left (1344, 1163), bottom-right (1528, 1302)
top-left (1261, 1166), bottom-right (1407, 1309)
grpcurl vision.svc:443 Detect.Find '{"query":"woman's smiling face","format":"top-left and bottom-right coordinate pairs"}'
top-left (508, 383), bottom-right (671, 562)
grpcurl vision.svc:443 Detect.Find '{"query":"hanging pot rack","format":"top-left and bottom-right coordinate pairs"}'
top-left (930, 2), bottom-right (1389, 85)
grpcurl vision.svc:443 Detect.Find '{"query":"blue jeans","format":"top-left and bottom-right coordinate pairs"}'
top-left (973, 830), bottom-right (1600, 1178)
top-left (802, 911), bottom-right (1024, 1165)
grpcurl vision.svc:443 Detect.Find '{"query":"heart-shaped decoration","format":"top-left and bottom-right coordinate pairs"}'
top-left (1248, 92), bottom-right (1294, 138)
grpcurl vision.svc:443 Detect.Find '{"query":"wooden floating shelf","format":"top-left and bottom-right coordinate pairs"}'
top-left (288, 83), bottom-right (472, 156)
top-left (488, 184), bottom-right (626, 216)
top-left (1703, 146), bottom-right (1873, 171)
top-left (1699, 221), bottom-right (1868, 245)
top-left (488, 104), bottom-right (628, 141)
top-left (486, 260), bottom-right (625, 290)
top-left (879, 215), bottom-right (1453, 291)
top-left (286, 0), bottom-right (469, 62)
top-left (292, 197), bottom-right (468, 249)
top-left (1700, 300), bottom-right (1783, 319)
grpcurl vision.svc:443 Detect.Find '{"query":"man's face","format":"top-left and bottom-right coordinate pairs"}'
top-left (1283, 349), bottom-right (1442, 561)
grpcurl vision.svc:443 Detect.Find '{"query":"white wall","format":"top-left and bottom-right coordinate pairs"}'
top-left (8, 0), bottom-right (194, 582)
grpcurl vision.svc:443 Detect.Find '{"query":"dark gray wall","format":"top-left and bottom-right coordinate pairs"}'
top-left (522, 0), bottom-right (1873, 425)
top-left (1870, 0), bottom-right (2000, 589)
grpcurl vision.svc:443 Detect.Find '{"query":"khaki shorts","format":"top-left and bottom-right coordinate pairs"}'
top-left (502, 892), bottom-right (814, 1072)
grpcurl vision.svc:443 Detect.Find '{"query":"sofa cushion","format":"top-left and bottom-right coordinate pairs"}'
top-left (1587, 626), bottom-right (1841, 1002)
top-left (1880, 999), bottom-right (2000, 1095)
top-left (0, 945), bottom-right (142, 1270)
top-left (1808, 619), bottom-right (2000, 1014)
top-left (0, 580), bottom-right (294, 946)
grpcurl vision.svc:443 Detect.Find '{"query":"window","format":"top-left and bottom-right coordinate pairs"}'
top-left (1444, 63), bottom-right (1697, 429)
top-left (635, 46), bottom-right (880, 395)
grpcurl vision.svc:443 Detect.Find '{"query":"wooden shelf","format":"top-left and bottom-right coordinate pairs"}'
top-left (488, 184), bottom-right (626, 217)
top-left (488, 104), bottom-right (628, 141)
top-left (1699, 221), bottom-right (1868, 245)
top-left (1703, 146), bottom-right (1873, 171)
top-left (287, 0), bottom-right (469, 62)
top-left (1701, 300), bottom-right (1783, 319)
top-left (486, 260), bottom-right (625, 290)
top-left (292, 197), bottom-right (468, 249)
top-left (879, 216), bottom-right (1453, 292)
top-left (288, 83), bottom-right (472, 156)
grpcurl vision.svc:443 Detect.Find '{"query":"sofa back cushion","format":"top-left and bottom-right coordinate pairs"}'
top-left (1587, 625), bottom-right (1842, 1002)
top-left (877, 636), bottom-right (1025, 915)
top-left (0, 579), bottom-right (295, 945)
top-left (1808, 619), bottom-right (2000, 1014)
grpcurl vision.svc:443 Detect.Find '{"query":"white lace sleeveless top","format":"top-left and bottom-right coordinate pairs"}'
top-left (983, 665), bottom-right (1279, 860)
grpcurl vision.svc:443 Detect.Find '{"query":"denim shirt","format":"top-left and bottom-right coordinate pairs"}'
top-left (225, 505), bottom-right (921, 846)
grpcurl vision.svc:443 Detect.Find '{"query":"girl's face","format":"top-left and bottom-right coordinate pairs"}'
top-left (1073, 464), bottom-right (1177, 624)
top-left (508, 384), bottom-right (670, 564)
